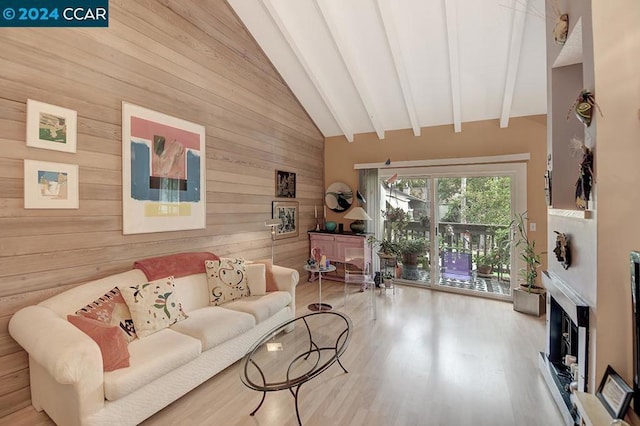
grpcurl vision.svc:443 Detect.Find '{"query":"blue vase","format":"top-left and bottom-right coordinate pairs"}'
top-left (325, 221), bottom-right (337, 232)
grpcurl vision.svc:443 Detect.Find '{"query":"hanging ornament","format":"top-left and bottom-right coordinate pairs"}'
top-left (554, 13), bottom-right (569, 45)
top-left (553, 231), bottom-right (571, 270)
top-left (567, 90), bottom-right (603, 127)
top-left (575, 147), bottom-right (594, 209)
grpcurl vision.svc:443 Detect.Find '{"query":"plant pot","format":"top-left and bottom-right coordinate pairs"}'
top-left (401, 252), bottom-right (419, 265)
top-left (477, 264), bottom-right (493, 277)
top-left (513, 287), bottom-right (546, 316)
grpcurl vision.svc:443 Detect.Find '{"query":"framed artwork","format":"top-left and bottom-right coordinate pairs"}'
top-left (24, 160), bottom-right (79, 209)
top-left (26, 99), bottom-right (77, 153)
top-left (276, 170), bottom-right (296, 198)
top-left (122, 102), bottom-right (206, 235)
top-left (596, 365), bottom-right (633, 419)
top-left (272, 201), bottom-right (299, 240)
top-left (325, 181), bottom-right (353, 212)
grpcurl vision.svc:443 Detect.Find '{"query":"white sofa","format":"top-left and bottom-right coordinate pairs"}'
top-left (9, 254), bottom-right (299, 426)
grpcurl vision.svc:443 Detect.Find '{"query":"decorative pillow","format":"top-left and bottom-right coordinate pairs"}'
top-left (119, 276), bottom-right (188, 338)
top-left (252, 259), bottom-right (278, 292)
top-left (67, 315), bottom-right (130, 371)
top-left (246, 263), bottom-right (267, 296)
top-left (205, 258), bottom-right (250, 305)
top-left (76, 287), bottom-right (137, 342)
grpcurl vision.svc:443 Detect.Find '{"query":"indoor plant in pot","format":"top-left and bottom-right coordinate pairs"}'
top-left (512, 212), bottom-right (546, 316)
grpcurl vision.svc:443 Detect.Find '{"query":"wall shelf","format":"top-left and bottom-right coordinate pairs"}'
top-left (549, 209), bottom-right (593, 219)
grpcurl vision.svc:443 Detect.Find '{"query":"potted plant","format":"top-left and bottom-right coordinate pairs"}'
top-left (473, 250), bottom-right (500, 277)
top-left (512, 212), bottom-right (546, 316)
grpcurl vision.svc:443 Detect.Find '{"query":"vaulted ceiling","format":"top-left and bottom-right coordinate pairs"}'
top-left (228, 0), bottom-right (548, 142)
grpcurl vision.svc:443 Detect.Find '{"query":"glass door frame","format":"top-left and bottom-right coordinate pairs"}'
top-left (378, 162), bottom-right (527, 300)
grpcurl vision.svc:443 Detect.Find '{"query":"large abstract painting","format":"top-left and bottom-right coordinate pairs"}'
top-left (122, 102), bottom-right (206, 234)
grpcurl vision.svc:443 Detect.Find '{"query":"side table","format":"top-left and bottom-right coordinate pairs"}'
top-left (304, 264), bottom-right (336, 311)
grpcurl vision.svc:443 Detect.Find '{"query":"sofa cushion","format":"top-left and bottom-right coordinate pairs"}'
top-left (67, 315), bottom-right (130, 371)
top-left (251, 260), bottom-right (278, 292)
top-left (170, 306), bottom-right (255, 351)
top-left (103, 328), bottom-right (201, 401)
top-left (75, 287), bottom-right (137, 343)
top-left (246, 263), bottom-right (266, 296)
top-left (119, 276), bottom-right (188, 338)
top-left (222, 291), bottom-right (292, 324)
top-left (205, 258), bottom-right (250, 306)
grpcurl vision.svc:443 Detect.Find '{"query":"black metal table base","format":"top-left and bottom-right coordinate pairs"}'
top-left (307, 302), bottom-right (332, 311)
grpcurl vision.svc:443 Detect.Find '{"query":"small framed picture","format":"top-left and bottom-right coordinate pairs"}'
top-left (596, 365), bottom-right (633, 419)
top-left (26, 100), bottom-right (77, 153)
top-left (275, 170), bottom-right (296, 198)
top-left (272, 201), bottom-right (298, 240)
top-left (24, 160), bottom-right (79, 209)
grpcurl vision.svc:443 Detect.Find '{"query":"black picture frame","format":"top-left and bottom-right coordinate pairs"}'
top-left (596, 365), bottom-right (634, 419)
top-left (272, 201), bottom-right (299, 240)
top-left (275, 170), bottom-right (296, 198)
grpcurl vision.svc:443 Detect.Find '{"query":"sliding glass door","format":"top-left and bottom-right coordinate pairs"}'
top-left (378, 162), bottom-right (526, 300)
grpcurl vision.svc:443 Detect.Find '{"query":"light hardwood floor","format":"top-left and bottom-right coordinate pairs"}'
top-left (1, 281), bottom-right (563, 426)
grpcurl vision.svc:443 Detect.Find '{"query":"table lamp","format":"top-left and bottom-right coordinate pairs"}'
top-left (344, 207), bottom-right (372, 234)
top-left (265, 218), bottom-right (281, 263)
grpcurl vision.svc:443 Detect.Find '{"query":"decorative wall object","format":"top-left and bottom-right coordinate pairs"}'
top-left (325, 182), bottom-right (353, 212)
top-left (596, 365), bottom-right (633, 419)
top-left (24, 160), bottom-right (79, 209)
top-left (272, 201), bottom-right (298, 240)
top-left (275, 170), bottom-right (296, 198)
top-left (122, 102), bottom-right (206, 234)
top-left (553, 231), bottom-right (571, 269)
top-left (553, 13), bottom-right (569, 45)
top-left (26, 99), bottom-right (77, 153)
top-left (568, 90), bottom-right (602, 127)
top-left (575, 148), bottom-right (594, 210)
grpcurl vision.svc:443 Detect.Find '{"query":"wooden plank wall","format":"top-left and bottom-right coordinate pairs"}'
top-left (0, 0), bottom-right (324, 417)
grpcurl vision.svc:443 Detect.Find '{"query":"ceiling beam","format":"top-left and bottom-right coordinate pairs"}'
top-left (376, 0), bottom-right (420, 137)
top-left (444, 0), bottom-right (462, 133)
top-left (261, 0), bottom-right (354, 142)
top-left (314, 0), bottom-right (385, 140)
top-left (500, 0), bottom-right (528, 128)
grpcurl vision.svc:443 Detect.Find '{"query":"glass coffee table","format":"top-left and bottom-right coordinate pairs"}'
top-left (240, 311), bottom-right (352, 425)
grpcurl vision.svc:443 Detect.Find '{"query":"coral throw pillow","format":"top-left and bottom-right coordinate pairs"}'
top-left (76, 287), bottom-right (137, 343)
top-left (205, 258), bottom-right (250, 306)
top-left (252, 260), bottom-right (278, 292)
top-left (67, 315), bottom-right (130, 371)
top-left (119, 276), bottom-right (188, 338)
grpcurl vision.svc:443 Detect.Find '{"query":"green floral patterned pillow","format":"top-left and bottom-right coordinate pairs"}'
top-left (119, 276), bottom-right (188, 338)
top-left (205, 258), bottom-right (249, 306)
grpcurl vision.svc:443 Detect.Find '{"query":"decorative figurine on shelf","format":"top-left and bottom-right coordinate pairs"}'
top-left (553, 231), bottom-right (571, 270)
top-left (568, 90), bottom-right (603, 127)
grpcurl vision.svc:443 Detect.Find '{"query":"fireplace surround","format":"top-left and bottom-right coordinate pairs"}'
top-left (539, 271), bottom-right (590, 425)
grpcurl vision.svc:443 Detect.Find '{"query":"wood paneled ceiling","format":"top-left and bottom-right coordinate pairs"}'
top-left (228, 0), bottom-right (547, 142)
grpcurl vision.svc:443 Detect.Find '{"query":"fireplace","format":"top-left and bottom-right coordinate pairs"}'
top-left (539, 271), bottom-right (590, 426)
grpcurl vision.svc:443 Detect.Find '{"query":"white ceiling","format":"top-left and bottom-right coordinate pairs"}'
top-left (228, 0), bottom-right (548, 142)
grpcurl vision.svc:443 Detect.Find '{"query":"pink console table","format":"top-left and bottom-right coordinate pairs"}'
top-left (308, 231), bottom-right (370, 283)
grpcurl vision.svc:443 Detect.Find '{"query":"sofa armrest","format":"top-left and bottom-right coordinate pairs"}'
top-left (9, 305), bottom-right (103, 384)
top-left (271, 264), bottom-right (299, 319)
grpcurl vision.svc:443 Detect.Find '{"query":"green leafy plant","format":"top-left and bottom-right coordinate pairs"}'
top-left (513, 212), bottom-right (544, 292)
top-left (367, 235), bottom-right (401, 257)
top-left (398, 238), bottom-right (429, 255)
top-left (473, 250), bottom-right (501, 269)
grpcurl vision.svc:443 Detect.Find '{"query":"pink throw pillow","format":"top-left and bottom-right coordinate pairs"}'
top-left (67, 315), bottom-right (130, 371)
top-left (252, 260), bottom-right (278, 292)
top-left (75, 287), bottom-right (137, 342)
